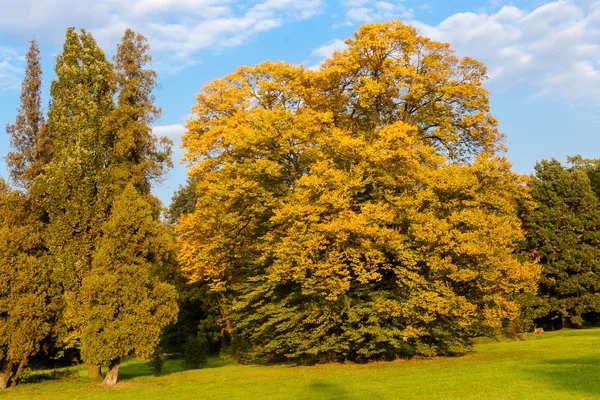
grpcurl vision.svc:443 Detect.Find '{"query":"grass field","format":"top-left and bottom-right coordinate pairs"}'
top-left (4, 329), bottom-right (600, 399)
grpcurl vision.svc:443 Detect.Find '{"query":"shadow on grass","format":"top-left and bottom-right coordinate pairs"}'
top-left (117, 356), bottom-right (235, 381)
top-left (526, 356), bottom-right (600, 396)
top-left (20, 368), bottom-right (79, 385)
top-left (299, 380), bottom-right (356, 400)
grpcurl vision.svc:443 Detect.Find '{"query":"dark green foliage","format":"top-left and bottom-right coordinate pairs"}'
top-left (167, 178), bottom-right (198, 224)
top-left (182, 335), bottom-right (208, 369)
top-left (522, 158), bottom-right (600, 327)
top-left (146, 349), bottom-right (164, 375)
top-left (229, 333), bottom-right (252, 365)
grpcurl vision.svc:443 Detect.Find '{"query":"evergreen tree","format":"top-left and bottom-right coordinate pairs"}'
top-left (108, 28), bottom-right (172, 195)
top-left (522, 158), bottom-right (600, 328)
top-left (80, 185), bottom-right (178, 385)
top-left (5, 38), bottom-right (51, 191)
top-left (36, 27), bottom-right (115, 379)
top-left (37, 28), bottom-right (177, 383)
top-left (167, 177), bottom-right (198, 224)
top-left (0, 180), bottom-right (54, 388)
top-left (1, 38), bottom-right (56, 388)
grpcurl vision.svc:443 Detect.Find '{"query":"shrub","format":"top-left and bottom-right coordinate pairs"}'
top-left (183, 335), bottom-right (208, 369)
top-left (147, 349), bottom-right (164, 375)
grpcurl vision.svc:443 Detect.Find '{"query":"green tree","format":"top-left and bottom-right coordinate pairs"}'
top-left (167, 178), bottom-right (198, 225)
top-left (80, 185), bottom-right (178, 385)
top-left (5, 38), bottom-right (51, 191)
top-left (36, 27), bottom-right (115, 379)
top-left (1, 37), bottom-right (56, 388)
top-left (0, 181), bottom-right (54, 388)
top-left (522, 158), bottom-right (600, 328)
top-left (107, 28), bottom-right (172, 195)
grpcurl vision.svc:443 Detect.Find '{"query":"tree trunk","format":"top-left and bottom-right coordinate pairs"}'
top-left (102, 358), bottom-right (120, 386)
top-left (9, 359), bottom-right (27, 388)
top-left (0, 361), bottom-right (14, 389)
top-left (88, 364), bottom-right (102, 379)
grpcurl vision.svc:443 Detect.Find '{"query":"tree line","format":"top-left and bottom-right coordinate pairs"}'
top-left (2, 19), bottom-right (599, 388)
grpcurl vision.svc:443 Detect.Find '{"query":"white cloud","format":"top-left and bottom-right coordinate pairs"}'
top-left (0, 46), bottom-right (23, 91)
top-left (153, 124), bottom-right (186, 159)
top-left (338, 0), bottom-right (413, 26)
top-left (311, 39), bottom-right (348, 58)
top-left (153, 124), bottom-right (186, 140)
top-left (411, 0), bottom-right (600, 102)
top-left (307, 38), bottom-right (348, 70)
top-left (0, 0), bottom-right (324, 72)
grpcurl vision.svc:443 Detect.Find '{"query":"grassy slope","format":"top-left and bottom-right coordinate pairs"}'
top-left (4, 329), bottom-right (600, 400)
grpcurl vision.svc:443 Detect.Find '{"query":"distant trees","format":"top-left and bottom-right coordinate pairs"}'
top-left (176, 20), bottom-right (540, 362)
top-left (522, 158), bottom-right (600, 328)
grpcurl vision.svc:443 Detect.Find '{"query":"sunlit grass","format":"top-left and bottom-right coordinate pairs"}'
top-left (5, 329), bottom-right (600, 399)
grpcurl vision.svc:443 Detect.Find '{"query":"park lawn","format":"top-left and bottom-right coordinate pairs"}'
top-left (4, 329), bottom-right (600, 400)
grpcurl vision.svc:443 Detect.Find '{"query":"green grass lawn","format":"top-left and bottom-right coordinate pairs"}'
top-left (4, 329), bottom-right (600, 399)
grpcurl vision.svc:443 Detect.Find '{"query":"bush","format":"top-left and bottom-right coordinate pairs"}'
top-left (229, 333), bottom-right (252, 364)
top-left (147, 349), bottom-right (164, 375)
top-left (183, 335), bottom-right (208, 369)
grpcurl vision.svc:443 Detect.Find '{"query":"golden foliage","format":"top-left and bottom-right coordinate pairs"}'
top-left (176, 20), bottom-right (539, 360)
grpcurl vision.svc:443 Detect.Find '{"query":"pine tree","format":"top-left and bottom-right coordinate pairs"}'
top-left (38, 28), bottom-right (177, 383)
top-left (80, 185), bottom-right (178, 385)
top-left (5, 38), bottom-right (51, 191)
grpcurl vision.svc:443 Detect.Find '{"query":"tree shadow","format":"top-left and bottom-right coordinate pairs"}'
top-left (525, 355), bottom-right (600, 396)
top-left (298, 380), bottom-right (357, 400)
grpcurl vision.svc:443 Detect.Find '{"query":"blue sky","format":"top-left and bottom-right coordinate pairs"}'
top-left (0, 0), bottom-right (599, 204)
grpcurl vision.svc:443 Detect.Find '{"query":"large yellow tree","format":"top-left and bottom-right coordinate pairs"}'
top-left (177, 20), bottom-right (539, 361)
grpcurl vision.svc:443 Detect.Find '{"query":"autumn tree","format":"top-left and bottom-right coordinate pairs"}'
top-left (522, 158), bottom-right (600, 328)
top-left (177, 20), bottom-right (539, 361)
top-left (80, 185), bottom-right (178, 385)
top-left (0, 180), bottom-right (54, 388)
top-left (5, 38), bottom-right (51, 191)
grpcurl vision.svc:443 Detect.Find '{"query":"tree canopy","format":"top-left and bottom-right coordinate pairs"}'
top-left (176, 20), bottom-right (539, 362)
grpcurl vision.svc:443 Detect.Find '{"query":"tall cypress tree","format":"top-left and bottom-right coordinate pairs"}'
top-left (108, 28), bottom-right (172, 196)
top-left (80, 185), bottom-right (178, 385)
top-left (37, 27), bottom-right (115, 379)
top-left (76, 29), bottom-right (178, 386)
top-left (5, 38), bottom-right (51, 191)
top-left (1, 38), bottom-right (56, 389)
